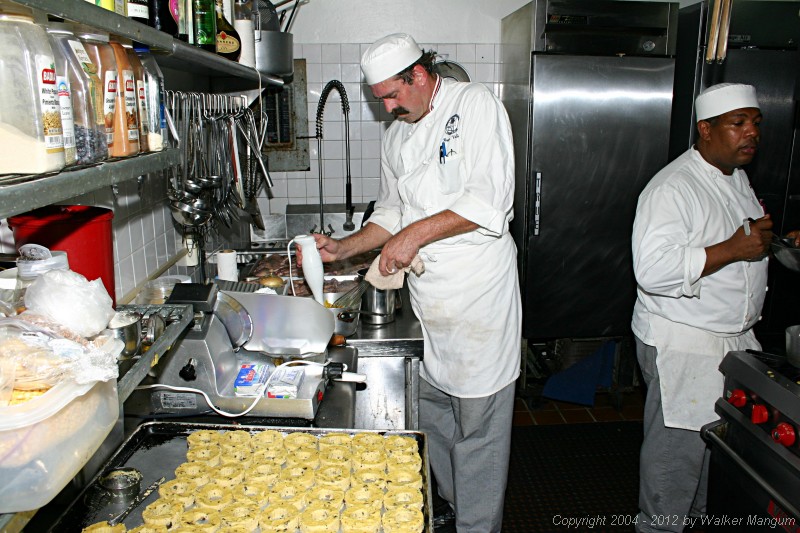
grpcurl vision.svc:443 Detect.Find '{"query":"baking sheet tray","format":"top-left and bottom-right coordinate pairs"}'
top-left (51, 421), bottom-right (434, 532)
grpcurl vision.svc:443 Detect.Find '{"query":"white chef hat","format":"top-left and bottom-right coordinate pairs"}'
top-left (695, 83), bottom-right (759, 121)
top-left (361, 33), bottom-right (423, 85)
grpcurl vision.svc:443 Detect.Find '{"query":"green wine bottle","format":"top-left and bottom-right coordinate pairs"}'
top-left (193, 0), bottom-right (216, 51)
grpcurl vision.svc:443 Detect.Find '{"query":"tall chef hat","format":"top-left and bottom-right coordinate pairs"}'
top-left (695, 83), bottom-right (759, 121)
top-left (361, 33), bottom-right (423, 86)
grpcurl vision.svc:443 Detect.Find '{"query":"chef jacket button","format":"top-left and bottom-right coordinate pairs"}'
top-left (758, 315), bottom-right (763, 321)
top-left (745, 315), bottom-right (750, 321)
top-left (423, 159), bottom-right (431, 165)
top-left (749, 292), bottom-right (753, 298)
top-left (766, 286), bottom-right (769, 291)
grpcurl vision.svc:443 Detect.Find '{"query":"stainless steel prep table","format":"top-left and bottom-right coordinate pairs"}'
top-left (347, 285), bottom-right (424, 431)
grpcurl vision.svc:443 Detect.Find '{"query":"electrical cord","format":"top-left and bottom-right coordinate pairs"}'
top-left (134, 360), bottom-right (339, 418)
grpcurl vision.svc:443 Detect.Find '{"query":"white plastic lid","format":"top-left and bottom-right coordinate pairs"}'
top-left (16, 251), bottom-right (69, 279)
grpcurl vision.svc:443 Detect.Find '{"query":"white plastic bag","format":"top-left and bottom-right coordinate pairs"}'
top-left (24, 270), bottom-right (115, 338)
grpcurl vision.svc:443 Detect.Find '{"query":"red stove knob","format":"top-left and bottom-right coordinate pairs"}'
top-left (728, 389), bottom-right (747, 408)
top-left (772, 423), bottom-right (796, 447)
top-left (751, 404), bottom-right (769, 424)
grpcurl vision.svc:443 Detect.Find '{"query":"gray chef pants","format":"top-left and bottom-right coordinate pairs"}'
top-left (419, 377), bottom-right (514, 533)
top-left (635, 338), bottom-right (710, 533)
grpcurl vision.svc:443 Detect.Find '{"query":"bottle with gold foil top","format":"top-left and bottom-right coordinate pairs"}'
top-left (72, 24), bottom-right (117, 155)
top-left (214, 0), bottom-right (240, 61)
top-left (109, 37), bottom-right (140, 157)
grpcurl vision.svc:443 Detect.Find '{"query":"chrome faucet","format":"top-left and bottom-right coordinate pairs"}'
top-left (315, 80), bottom-right (355, 233)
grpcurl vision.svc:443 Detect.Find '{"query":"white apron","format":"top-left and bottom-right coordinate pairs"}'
top-left (390, 85), bottom-right (521, 398)
top-left (650, 313), bottom-right (760, 431)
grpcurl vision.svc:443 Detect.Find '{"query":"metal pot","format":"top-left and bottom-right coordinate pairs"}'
top-left (357, 268), bottom-right (401, 325)
top-left (323, 292), bottom-right (359, 337)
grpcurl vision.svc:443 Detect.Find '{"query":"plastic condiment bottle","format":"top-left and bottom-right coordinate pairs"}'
top-left (126, 44), bottom-right (149, 152)
top-left (45, 24), bottom-right (79, 167)
top-left (133, 44), bottom-right (167, 151)
top-left (109, 37), bottom-right (140, 157)
top-left (71, 24), bottom-right (118, 157)
top-left (0, 0), bottom-right (65, 175)
top-left (13, 245), bottom-right (69, 313)
top-left (47, 23), bottom-right (108, 165)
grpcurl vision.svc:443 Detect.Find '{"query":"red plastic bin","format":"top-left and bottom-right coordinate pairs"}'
top-left (8, 206), bottom-right (115, 305)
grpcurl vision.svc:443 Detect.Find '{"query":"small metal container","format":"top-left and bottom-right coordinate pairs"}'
top-left (108, 310), bottom-right (143, 358)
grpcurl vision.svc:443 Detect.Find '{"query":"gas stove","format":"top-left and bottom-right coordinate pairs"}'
top-left (702, 350), bottom-right (800, 527)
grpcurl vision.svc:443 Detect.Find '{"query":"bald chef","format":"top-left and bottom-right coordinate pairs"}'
top-left (306, 33), bottom-right (521, 532)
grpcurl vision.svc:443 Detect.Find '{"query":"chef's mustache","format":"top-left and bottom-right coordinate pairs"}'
top-left (391, 107), bottom-right (410, 118)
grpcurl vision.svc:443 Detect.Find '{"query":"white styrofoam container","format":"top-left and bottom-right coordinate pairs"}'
top-left (0, 378), bottom-right (119, 513)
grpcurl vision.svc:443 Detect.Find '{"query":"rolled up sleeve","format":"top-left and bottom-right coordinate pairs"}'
top-left (448, 89), bottom-right (515, 237)
top-left (633, 185), bottom-right (704, 298)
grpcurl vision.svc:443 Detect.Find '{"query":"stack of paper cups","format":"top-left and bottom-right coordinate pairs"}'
top-left (217, 249), bottom-right (239, 282)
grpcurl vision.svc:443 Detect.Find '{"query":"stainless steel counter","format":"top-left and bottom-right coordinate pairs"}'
top-left (346, 286), bottom-right (425, 430)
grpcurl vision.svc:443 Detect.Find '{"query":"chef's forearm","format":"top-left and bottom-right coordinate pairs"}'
top-left (338, 222), bottom-right (393, 259)
top-left (403, 210), bottom-right (479, 248)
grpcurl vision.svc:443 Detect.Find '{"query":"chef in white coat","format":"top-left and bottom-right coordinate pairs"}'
top-left (306, 33), bottom-right (521, 532)
top-left (631, 84), bottom-right (773, 532)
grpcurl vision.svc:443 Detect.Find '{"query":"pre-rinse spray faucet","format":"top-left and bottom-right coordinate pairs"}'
top-left (315, 80), bottom-right (354, 233)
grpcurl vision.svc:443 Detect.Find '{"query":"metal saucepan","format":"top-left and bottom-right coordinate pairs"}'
top-left (357, 267), bottom-right (401, 325)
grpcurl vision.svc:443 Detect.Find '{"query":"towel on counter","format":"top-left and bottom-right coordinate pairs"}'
top-left (364, 254), bottom-right (425, 290)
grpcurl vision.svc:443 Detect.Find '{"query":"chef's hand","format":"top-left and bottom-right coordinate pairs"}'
top-left (379, 229), bottom-right (420, 276)
top-left (786, 230), bottom-right (800, 247)
top-left (296, 234), bottom-right (341, 267)
top-left (734, 215), bottom-right (773, 261)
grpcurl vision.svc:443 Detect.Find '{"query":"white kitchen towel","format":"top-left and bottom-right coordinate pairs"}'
top-left (364, 254), bottom-right (425, 289)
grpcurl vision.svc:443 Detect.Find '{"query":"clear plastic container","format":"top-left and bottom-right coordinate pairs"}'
top-left (71, 24), bottom-right (118, 156)
top-left (0, 0), bottom-right (65, 175)
top-left (13, 245), bottom-right (69, 313)
top-left (126, 44), bottom-right (149, 152)
top-left (135, 43), bottom-right (167, 152)
top-left (46, 23), bottom-right (78, 167)
top-left (46, 22), bottom-right (108, 165)
top-left (0, 378), bottom-right (119, 513)
top-left (109, 38), bottom-right (140, 157)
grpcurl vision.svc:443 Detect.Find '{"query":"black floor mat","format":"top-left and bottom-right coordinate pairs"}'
top-left (502, 421), bottom-right (643, 532)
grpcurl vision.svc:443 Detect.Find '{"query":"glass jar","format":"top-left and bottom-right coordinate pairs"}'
top-left (71, 24), bottom-right (118, 157)
top-left (0, 0), bottom-right (65, 175)
top-left (135, 44), bottom-right (167, 152)
top-left (13, 245), bottom-right (69, 313)
top-left (109, 37), bottom-right (140, 157)
top-left (47, 23), bottom-right (108, 165)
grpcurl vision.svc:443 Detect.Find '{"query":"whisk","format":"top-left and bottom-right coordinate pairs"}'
top-left (332, 279), bottom-right (368, 309)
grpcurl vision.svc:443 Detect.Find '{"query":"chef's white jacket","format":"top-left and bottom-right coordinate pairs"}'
top-left (631, 147), bottom-right (767, 430)
top-left (367, 78), bottom-right (521, 398)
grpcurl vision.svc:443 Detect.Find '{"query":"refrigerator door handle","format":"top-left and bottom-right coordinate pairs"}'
top-left (534, 171), bottom-right (542, 236)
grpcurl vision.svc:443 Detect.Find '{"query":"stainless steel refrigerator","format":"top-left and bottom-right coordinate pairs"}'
top-left (501, 0), bottom-right (678, 340)
top-left (668, 0), bottom-right (800, 341)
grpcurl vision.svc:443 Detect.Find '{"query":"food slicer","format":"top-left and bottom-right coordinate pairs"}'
top-left (125, 283), bottom-right (349, 421)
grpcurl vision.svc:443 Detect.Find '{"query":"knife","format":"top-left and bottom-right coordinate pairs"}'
top-left (108, 476), bottom-right (165, 526)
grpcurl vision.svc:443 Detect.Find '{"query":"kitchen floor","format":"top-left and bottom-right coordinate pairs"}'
top-left (433, 385), bottom-right (648, 532)
top-left (513, 384), bottom-right (646, 426)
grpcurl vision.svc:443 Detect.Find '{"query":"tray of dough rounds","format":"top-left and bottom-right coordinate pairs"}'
top-left (54, 421), bottom-right (434, 533)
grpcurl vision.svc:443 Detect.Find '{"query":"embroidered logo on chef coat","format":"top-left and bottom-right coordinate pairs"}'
top-left (445, 114), bottom-right (460, 136)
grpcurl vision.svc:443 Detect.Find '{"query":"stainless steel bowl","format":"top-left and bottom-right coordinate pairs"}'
top-left (771, 237), bottom-right (800, 273)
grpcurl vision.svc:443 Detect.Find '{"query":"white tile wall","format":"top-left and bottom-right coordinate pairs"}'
top-left (0, 41), bottom-right (503, 305)
top-left (263, 42), bottom-right (503, 215)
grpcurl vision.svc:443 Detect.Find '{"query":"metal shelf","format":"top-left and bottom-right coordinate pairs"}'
top-left (15, 0), bottom-right (286, 86)
top-left (0, 149), bottom-right (180, 220)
